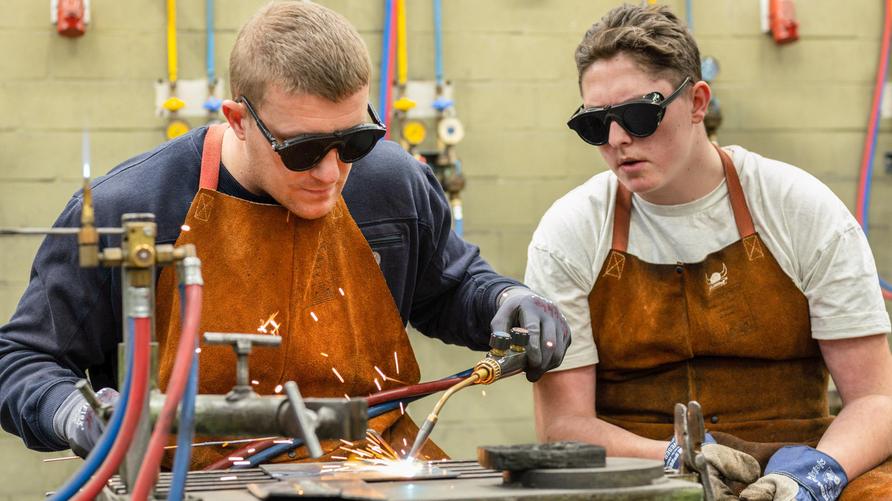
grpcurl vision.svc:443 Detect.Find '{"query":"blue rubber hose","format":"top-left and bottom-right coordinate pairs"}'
top-left (433, 0), bottom-right (444, 87)
top-left (49, 318), bottom-right (136, 501)
top-left (379, 0), bottom-right (394, 118)
top-left (167, 286), bottom-right (199, 500)
top-left (206, 0), bottom-right (215, 83)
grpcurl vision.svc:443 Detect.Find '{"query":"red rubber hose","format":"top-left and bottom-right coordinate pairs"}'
top-left (131, 284), bottom-right (203, 500)
top-left (366, 376), bottom-right (464, 406)
top-left (73, 316), bottom-right (152, 501)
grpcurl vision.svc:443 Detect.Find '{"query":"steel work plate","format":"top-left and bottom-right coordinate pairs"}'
top-left (262, 461), bottom-right (459, 483)
top-left (504, 457), bottom-right (665, 489)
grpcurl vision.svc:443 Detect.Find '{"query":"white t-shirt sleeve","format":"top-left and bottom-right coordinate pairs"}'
top-left (730, 146), bottom-right (891, 340)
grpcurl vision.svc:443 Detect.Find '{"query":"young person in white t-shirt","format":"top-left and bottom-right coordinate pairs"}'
top-left (526, 4), bottom-right (892, 500)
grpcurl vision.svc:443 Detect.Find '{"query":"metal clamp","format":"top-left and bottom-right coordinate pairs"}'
top-left (202, 332), bottom-right (282, 402)
top-left (284, 381), bottom-right (323, 458)
top-left (674, 401), bottom-right (714, 501)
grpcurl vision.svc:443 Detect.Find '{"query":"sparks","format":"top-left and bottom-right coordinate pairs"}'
top-left (181, 224), bottom-right (191, 232)
top-left (394, 352), bottom-right (400, 374)
top-left (332, 367), bottom-right (345, 384)
top-left (344, 393), bottom-right (351, 401)
top-left (251, 380), bottom-right (259, 385)
top-left (273, 440), bottom-right (292, 444)
top-left (228, 456), bottom-right (244, 461)
top-left (400, 449), bottom-right (406, 456)
top-left (338, 287), bottom-right (345, 296)
top-left (257, 311), bottom-right (281, 335)
top-left (402, 438), bottom-right (408, 447)
top-left (399, 402), bottom-right (405, 415)
top-left (374, 378), bottom-right (382, 392)
top-left (481, 390), bottom-right (487, 397)
top-left (233, 460), bottom-right (251, 466)
top-left (340, 439), bottom-right (355, 446)
top-left (331, 455), bottom-right (347, 460)
top-left (247, 448), bottom-right (256, 454)
top-left (195, 347), bottom-right (202, 354)
top-left (545, 340), bottom-right (554, 348)
top-left (274, 384), bottom-right (283, 393)
top-left (320, 352), bottom-right (329, 357)
top-left (310, 311), bottom-right (318, 322)
top-left (219, 476), bottom-right (237, 481)
top-left (374, 366), bottom-right (388, 381)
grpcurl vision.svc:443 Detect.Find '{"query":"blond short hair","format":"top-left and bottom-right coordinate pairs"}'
top-left (229, 1), bottom-right (371, 107)
top-left (575, 4), bottom-right (701, 88)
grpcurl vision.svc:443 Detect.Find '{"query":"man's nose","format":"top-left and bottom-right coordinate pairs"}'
top-left (310, 148), bottom-right (341, 183)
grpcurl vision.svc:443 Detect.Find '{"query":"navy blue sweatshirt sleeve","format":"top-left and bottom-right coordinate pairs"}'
top-left (0, 198), bottom-right (119, 451)
top-left (345, 141), bottom-right (522, 350)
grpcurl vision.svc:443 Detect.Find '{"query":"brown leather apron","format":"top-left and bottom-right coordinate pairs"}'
top-left (154, 124), bottom-right (446, 468)
top-left (587, 147), bottom-right (892, 498)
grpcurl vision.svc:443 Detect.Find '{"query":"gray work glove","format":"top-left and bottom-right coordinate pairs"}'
top-left (739, 474), bottom-right (801, 501)
top-left (700, 443), bottom-right (762, 500)
top-left (490, 287), bottom-right (571, 382)
top-left (53, 387), bottom-right (119, 458)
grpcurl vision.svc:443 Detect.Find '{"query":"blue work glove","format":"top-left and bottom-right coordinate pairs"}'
top-left (490, 287), bottom-right (571, 382)
top-left (53, 387), bottom-right (119, 458)
top-left (665, 431), bottom-right (717, 470)
top-left (739, 446), bottom-right (847, 501)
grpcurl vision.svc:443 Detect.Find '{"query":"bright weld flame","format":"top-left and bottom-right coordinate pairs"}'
top-left (181, 224), bottom-right (191, 232)
top-left (274, 384), bottom-right (283, 394)
top-left (310, 311), bottom-right (318, 322)
top-left (257, 311), bottom-right (281, 335)
top-left (332, 367), bottom-right (345, 384)
top-left (394, 352), bottom-right (400, 374)
top-left (374, 378), bottom-right (382, 392)
top-left (374, 366), bottom-right (388, 381)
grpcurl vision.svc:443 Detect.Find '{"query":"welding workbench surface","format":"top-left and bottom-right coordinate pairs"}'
top-left (103, 459), bottom-right (704, 500)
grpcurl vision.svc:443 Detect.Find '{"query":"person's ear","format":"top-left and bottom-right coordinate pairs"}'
top-left (221, 99), bottom-right (248, 140)
top-left (690, 81), bottom-right (712, 125)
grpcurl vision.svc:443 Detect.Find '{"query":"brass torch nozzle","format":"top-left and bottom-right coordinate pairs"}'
top-left (406, 371), bottom-right (482, 459)
top-left (77, 177), bottom-right (100, 268)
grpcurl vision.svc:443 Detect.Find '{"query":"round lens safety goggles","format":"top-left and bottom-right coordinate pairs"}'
top-left (567, 77), bottom-right (692, 146)
top-left (240, 96), bottom-right (387, 172)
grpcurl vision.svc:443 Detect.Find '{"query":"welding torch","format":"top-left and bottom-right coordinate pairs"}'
top-left (406, 328), bottom-right (530, 459)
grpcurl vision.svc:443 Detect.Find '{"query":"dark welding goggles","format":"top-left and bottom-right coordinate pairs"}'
top-left (567, 77), bottom-right (692, 146)
top-left (240, 96), bottom-right (387, 172)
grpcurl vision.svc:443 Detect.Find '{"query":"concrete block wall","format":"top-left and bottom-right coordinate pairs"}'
top-left (1, 1), bottom-right (890, 498)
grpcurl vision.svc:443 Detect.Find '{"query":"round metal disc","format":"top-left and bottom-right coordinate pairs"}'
top-left (503, 457), bottom-right (665, 490)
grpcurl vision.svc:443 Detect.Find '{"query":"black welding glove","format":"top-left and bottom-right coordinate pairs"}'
top-left (490, 287), bottom-right (571, 382)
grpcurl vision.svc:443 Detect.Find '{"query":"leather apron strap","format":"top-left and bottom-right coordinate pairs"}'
top-left (200, 124), bottom-right (227, 190)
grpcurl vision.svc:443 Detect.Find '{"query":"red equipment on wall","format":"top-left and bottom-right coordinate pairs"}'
top-left (769, 0), bottom-right (799, 44)
top-left (54, 0), bottom-right (88, 38)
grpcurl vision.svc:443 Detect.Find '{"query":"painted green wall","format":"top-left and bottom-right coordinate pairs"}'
top-left (1, 1), bottom-right (890, 498)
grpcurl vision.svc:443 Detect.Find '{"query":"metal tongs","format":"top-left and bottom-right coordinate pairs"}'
top-left (674, 401), bottom-right (714, 501)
